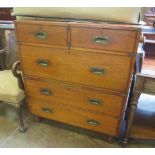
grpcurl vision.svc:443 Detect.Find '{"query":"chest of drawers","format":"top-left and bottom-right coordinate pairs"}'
top-left (15, 20), bottom-right (141, 138)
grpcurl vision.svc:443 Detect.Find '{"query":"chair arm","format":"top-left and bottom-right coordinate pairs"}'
top-left (12, 60), bottom-right (25, 90)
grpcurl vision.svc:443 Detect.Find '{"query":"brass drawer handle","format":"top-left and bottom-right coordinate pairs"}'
top-left (87, 119), bottom-right (100, 126)
top-left (35, 31), bottom-right (47, 39)
top-left (37, 59), bottom-right (49, 67)
top-left (88, 98), bottom-right (103, 105)
top-left (42, 108), bottom-right (53, 113)
top-left (93, 36), bottom-right (109, 44)
top-left (90, 67), bottom-right (107, 76)
top-left (40, 88), bottom-right (52, 96)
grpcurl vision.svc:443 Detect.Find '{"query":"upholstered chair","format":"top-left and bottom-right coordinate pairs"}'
top-left (0, 30), bottom-right (26, 132)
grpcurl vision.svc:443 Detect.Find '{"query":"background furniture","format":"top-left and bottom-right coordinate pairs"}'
top-left (15, 19), bottom-right (141, 140)
top-left (122, 38), bottom-right (155, 147)
top-left (0, 28), bottom-right (26, 132)
top-left (0, 44), bottom-right (6, 70)
top-left (0, 21), bottom-right (15, 70)
top-left (143, 27), bottom-right (155, 57)
top-left (142, 7), bottom-right (155, 57)
top-left (0, 8), bottom-right (15, 21)
top-left (144, 7), bottom-right (155, 27)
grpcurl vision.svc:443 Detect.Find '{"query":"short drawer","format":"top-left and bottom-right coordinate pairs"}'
top-left (25, 78), bottom-right (126, 118)
top-left (20, 45), bottom-right (132, 92)
top-left (71, 27), bottom-right (137, 52)
top-left (15, 22), bottom-right (67, 46)
top-left (28, 98), bottom-right (120, 136)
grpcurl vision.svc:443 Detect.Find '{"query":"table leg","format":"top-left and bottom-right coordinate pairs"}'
top-left (122, 91), bottom-right (141, 147)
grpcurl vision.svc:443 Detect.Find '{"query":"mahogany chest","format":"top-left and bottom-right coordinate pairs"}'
top-left (15, 20), bottom-right (141, 137)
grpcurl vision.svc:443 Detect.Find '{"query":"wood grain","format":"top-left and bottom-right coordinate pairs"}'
top-left (20, 45), bottom-right (132, 92)
top-left (71, 27), bottom-right (137, 52)
top-left (15, 22), bottom-right (68, 47)
top-left (15, 20), bottom-right (141, 138)
top-left (24, 78), bottom-right (126, 118)
top-left (28, 97), bottom-right (120, 136)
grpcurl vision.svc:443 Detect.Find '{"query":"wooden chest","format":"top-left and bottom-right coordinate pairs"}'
top-left (15, 20), bottom-right (141, 137)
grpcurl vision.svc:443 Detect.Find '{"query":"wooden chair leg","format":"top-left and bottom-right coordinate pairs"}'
top-left (16, 104), bottom-right (26, 133)
top-left (122, 91), bottom-right (141, 147)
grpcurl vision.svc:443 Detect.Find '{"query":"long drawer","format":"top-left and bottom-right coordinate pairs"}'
top-left (20, 45), bottom-right (132, 92)
top-left (71, 27), bottom-right (137, 52)
top-left (15, 22), bottom-right (68, 46)
top-left (28, 98), bottom-right (120, 136)
top-left (24, 78), bottom-right (126, 117)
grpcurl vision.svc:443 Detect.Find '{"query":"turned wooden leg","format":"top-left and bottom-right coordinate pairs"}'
top-left (16, 104), bottom-right (26, 133)
top-left (122, 91), bottom-right (141, 147)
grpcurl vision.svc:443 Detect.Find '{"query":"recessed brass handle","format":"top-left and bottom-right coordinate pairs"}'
top-left (35, 31), bottom-right (47, 39)
top-left (37, 59), bottom-right (49, 67)
top-left (90, 67), bottom-right (107, 76)
top-left (93, 36), bottom-right (109, 44)
top-left (40, 88), bottom-right (52, 96)
top-left (88, 98), bottom-right (103, 105)
top-left (42, 108), bottom-right (52, 113)
top-left (87, 119), bottom-right (100, 126)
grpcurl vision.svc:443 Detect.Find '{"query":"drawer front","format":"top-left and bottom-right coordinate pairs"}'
top-left (16, 23), bottom-right (67, 46)
top-left (28, 98), bottom-right (120, 136)
top-left (20, 45), bottom-right (132, 92)
top-left (25, 79), bottom-right (125, 117)
top-left (71, 27), bottom-right (137, 52)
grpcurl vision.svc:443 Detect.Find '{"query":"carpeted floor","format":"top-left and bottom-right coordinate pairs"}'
top-left (0, 94), bottom-right (155, 148)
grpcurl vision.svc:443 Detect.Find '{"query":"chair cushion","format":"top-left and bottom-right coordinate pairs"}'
top-left (12, 7), bottom-right (141, 24)
top-left (0, 70), bottom-right (25, 106)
